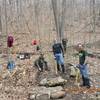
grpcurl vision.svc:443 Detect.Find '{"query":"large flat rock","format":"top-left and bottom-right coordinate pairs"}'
top-left (39, 76), bottom-right (67, 87)
top-left (29, 86), bottom-right (64, 100)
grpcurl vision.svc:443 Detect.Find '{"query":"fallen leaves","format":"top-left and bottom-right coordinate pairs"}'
top-left (65, 86), bottom-right (100, 94)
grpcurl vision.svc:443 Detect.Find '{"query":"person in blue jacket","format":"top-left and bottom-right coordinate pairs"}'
top-left (52, 39), bottom-right (65, 73)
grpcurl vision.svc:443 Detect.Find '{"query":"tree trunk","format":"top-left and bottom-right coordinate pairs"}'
top-left (0, 6), bottom-right (2, 33)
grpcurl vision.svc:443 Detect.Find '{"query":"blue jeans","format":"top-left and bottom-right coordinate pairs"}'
top-left (78, 64), bottom-right (89, 78)
top-left (54, 53), bottom-right (64, 65)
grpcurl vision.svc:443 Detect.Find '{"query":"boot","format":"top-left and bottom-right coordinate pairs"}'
top-left (85, 78), bottom-right (91, 88)
top-left (61, 64), bottom-right (65, 73)
top-left (82, 76), bottom-right (86, 86)
top-left (64, 46), bottom-right (66, 53)
top-left (83, 77), bottom-right (90, 88)
top-left (57, 63), bottom-right (60, 71)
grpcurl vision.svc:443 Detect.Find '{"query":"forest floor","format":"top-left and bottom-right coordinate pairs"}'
top-left (0, 47), bottom-right (100, 100)
top-left (0, 32), bottom-right (100, 100)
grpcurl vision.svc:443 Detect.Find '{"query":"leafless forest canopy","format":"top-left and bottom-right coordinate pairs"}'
top-left (0, 0), bottom-right (100, 35)
top-left (0, 0), bottom-right (100, 51)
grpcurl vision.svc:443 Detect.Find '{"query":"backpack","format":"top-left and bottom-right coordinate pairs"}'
top-left (7, 60), bottom-right (15, 71)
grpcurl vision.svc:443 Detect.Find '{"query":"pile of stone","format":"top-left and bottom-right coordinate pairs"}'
top-left (39, 76), bottom-right (67, 87)
top-left (29, 76), bottom-right (67, 100)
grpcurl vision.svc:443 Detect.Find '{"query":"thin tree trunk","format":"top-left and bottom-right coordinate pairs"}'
top-left (51, 0), bottom-right (59, 41)
top-left (0, 6), bottom-right (2, 33)
top-left (59, 0), bottom-right (66, 40)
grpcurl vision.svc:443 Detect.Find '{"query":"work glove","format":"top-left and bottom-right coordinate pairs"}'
top-left (54, 56), bottom-right (56, 60)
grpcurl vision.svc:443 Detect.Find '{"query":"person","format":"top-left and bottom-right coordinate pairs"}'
top-left (52, 39), bottom-right (65, 73)
top-left (75, 43), bottom-right (90, 88)
top-left (62, 38), bottom-right (68, 53)
top-left (34, 53), bottom-right (48, 72)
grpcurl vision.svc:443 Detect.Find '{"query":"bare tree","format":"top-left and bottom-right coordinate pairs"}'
top-left (0, 6), bottom-right (2, 33)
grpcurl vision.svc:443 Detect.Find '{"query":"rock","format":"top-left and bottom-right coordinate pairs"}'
top-left (50, 90), bottom-right (66, 99)
top-left (40, 76), bottom-right (67, 87)
top-left (29, 94), bottom-right (36, 100)
top-left (31, 86), bottom-right (63, 94)
top-left (36, 94), bottom-right (50, 100)
top-left (40, 78), bottom-right (47, 86)
top-left (0, 65), bottom-right (2, 70)
top-left (0, 70), bottom-right (10, 79)
top-left (0, 83), bottom-right (2, 89)
top-left (97, 95), bottom-right (100, 99)
top-left (29, 86), bottom-right (63, 100)
top-left (64, 94), bottom-right (72, 100)
top-left (89, 95), bottom-right (97, 100)
top-left (70, 65), bottom-right (80, 81)
top-left (4, 87), bottom-right (11, 94)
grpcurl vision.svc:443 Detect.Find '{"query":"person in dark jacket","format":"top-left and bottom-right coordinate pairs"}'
top-left (75, 43), bottom-right (90, 88)
top-left (34, 53), bottom-right (48, 72)
top-left (52, 40), bottom-right (65, 73)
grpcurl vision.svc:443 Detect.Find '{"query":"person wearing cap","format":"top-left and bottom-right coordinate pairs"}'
top-left (75, 43), bottom-right (90, 88)
top-left (52, 39), bottom-right (65, 73)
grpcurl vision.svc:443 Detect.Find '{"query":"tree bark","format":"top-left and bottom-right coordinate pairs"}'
top-left (0, 6), bottom-right (2, 33)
